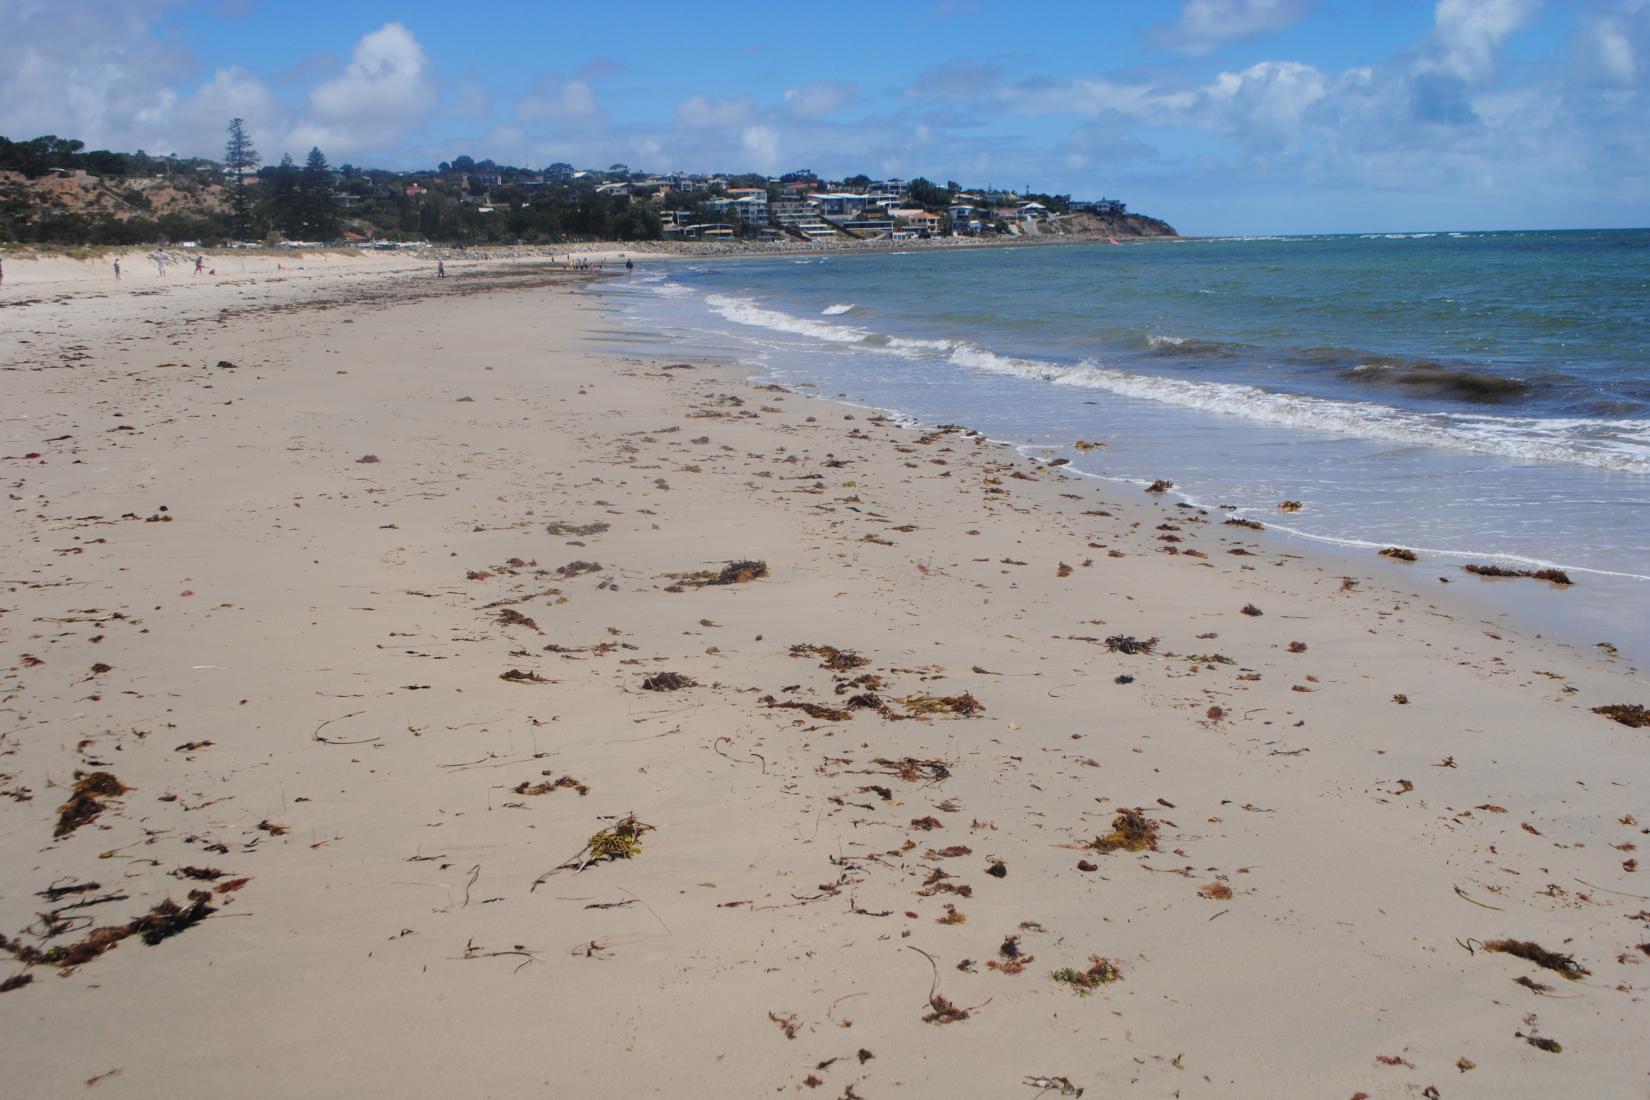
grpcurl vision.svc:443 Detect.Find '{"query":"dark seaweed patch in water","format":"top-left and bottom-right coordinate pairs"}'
top-left (1141, 335), bottom-right (1258, 361)
top-left (1340, 358), bottom-right (1532, 403)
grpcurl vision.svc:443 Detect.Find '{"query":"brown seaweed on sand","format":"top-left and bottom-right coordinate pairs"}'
top-left (556, 560), bottom-right (603, 578)
top-left (1088, 809), bottom-right (1159, 854)
top-left (641, 672), bottom-right (696, 692)
top-left (1463, 564), bottom-right (1573, 585)
top-left (514, 775), bottom-right (590, 797)
top-left (1379, 547), bottom-right (1418, 562)
top-left (54, 771), bottom-right (131, 838)
top-left (1483, 939), bottom-right (1590, 980)
top-left (499, 668), bottom-right (549, 683)
top-left (545, 521), bottom-right (611, 538)
top-left (789, 643), bottom-right (869, 670)
top-left (1049, 956), bottom-right (1123, 995)
top-left (1592, 704), bottom-right (1649, 728)
top-left (898, 692), bottom-right (984, 718)
top-left (763, 697), bottom-right (853, 721)
top-left (1104, 635), bottom-right (1157, 655)
top-left (0, 892), bottom-right (216, 974)
top-left (872, 757), bottom-right (952, 784)
top-left (1224, 518), bottom-right (1264, 530)
top-left (1145, 480), bottom-right (1174, 493)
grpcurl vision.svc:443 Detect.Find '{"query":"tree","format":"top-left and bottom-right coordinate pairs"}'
top-left (224, 118), bottom-right (259, 239)
top-left (299, 147), bottom-right (339, 240)
top-left (907, 177), bottom-right (949, 211)
top-left (265, 154), bottom-right (303, 237)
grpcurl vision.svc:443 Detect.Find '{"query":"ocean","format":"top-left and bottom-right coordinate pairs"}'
top-left (598, 229), bottom-right (1650, 658)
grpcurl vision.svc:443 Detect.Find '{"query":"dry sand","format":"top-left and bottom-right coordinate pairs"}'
top-left (2, 255), bottom-right (1647, 1098)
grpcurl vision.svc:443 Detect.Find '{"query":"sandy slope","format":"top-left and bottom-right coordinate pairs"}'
top-left (1, 259), bottom-right (1647, 1098)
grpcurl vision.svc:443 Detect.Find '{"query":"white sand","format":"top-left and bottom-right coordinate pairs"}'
top-left (1, 256), bottom-right (1646, 1097)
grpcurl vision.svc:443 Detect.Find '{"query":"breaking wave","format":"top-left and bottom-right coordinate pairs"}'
top-left (704, 293), bottom-right (1650, 473)
top-left (821, 303), bottom-right (856, 315)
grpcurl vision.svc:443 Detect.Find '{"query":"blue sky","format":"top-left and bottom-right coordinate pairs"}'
top-left (3, 0), bottom-right (1646, 234)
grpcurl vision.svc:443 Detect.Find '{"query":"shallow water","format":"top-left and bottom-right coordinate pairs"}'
top-left (594, 231), bottom-right (1650, 661)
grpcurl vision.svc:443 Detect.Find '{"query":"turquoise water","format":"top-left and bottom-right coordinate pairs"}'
top-left (603, 230), bottom-right (1650, 653)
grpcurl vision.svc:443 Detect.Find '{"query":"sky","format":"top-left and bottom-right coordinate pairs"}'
top-left (2, 0), bottom-right (1646, 234)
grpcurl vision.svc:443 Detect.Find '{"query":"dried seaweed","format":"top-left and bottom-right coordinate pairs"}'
top-left (641, 672), bottom-right (696, 692)
top-left (1379, 547), bottom-right (1418, 562)
top-left (1088, 809), bottom-right (1159, 854)
top-left (1224, 518), bottom-right (1264, 530)
top-left (1593, 704), bottom-right (1649, 729)
top-left (1463, 564), bottom-right (1573, 585)
top-left (514, 775), bottom-right (589, 797)
top-left (497, 608), bottom-right (541, 632)
top-left (1483, 939), bottom-right (1590, 980)
top-left (546, 521), bottom-right (611, 538)
top-left (1050, 956), bottom-right (1123, 995)
top-left (1104, 635), bottom-right (1157, 655)
top-left (709, 560), bottom-right (768, 585)
top-left (790, 643), bottom-right (869, 671)
top-left (898, 693), bottom-right (984, 718)
top-left (576, 816), bottom-right (654, 868)
top-left (0, 973), bottom-right (32, 993)
top-left (556, 560), bottom-right (603, 578)
top-left (1144, 479), bottom-right (1173, 493)
top-left (1240, 603), bottom-right (1263, 616)
top-left (872, 757), bottom-right (952, 784)
top-left (499, 668), bottom-right (549, 683)
top-left (764, 697), bottom-right (852, 721)
top-left (0, 892), bottom-right (216, 973)
top-left (54, 771), bottom-right (131, 838)
top-left (1277, 500), bottom-right (1302, 512)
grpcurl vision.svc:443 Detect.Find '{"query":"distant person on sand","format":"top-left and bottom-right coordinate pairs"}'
top-left (0, 257), bottom-right (5, 285)
top-left (194, 255), bottom-right (204, 275)
top-left (113, 257), bottom-right (121, 279)
top-left (437, 260), bottom-right (445, 278)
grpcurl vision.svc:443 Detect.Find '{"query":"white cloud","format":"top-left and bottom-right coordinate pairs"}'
top-left (516, 78), bottom-right (598, 124)
top-left (740, 125), bottom-right (782, 173)
top-left (1422, 0), bottom-right (1540, 82)
top-left (676, 94), bottom-right (755, 128)
top-left (784, 81), bottom-right (855, 118)
top-left (1152, 0), bottom-right (1316, 54)
top-left (286, 22), bottom-right (436, 157)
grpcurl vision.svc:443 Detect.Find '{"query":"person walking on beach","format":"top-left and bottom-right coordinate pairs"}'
top-left (1, 257), bottom-right (6, 285)
top-left (194, 255), bottom-right (204, 275)
top-left (113, 257), bottom-right (121, 279)
top-left (437, 260), bottom-right (445, 278)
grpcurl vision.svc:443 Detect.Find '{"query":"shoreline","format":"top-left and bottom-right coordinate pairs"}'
top-left (3, 259), bottom-right (1646, 1096)
top-left (590, 271), bottom-right (1650, 668)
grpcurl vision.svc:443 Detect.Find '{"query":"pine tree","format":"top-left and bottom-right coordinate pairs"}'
top-left (299, 147), bottom-right (339, 240)
top-left (266, 153), bottom-right (302, 238)
top-left (223, 118), bottom-right (259, 240)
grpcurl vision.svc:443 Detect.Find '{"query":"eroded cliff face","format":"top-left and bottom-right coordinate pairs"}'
top-left (1051, 211), bottom-right (1178, 237)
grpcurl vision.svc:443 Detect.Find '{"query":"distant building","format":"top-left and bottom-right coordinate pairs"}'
top-left (809, 192), bottom-right (871, 219)
top-left (544, 162), bottom-right (575, 182)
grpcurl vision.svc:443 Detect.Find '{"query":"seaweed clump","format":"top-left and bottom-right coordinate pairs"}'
top-left (790, 643), bottom-right (869, 671)
top-left (1105, 635), bottom-right (1157, 655)
top-left (1593, 704), bottom-right (1649, 729)
top-left (763, 696), bottom-right (852, 721)
top-left (0, 892), bottom-right (215, 974)
top-left (1380, 547), bottom-right (1418, 562)
top-left (1088, 809), bottom-right (1159, 854)
top-left (641, 672), bottom-right (696, 692)
top-left (579, 816), bottom-right (654, 866)
top-left (54, 771), bottom-right (131, 838)
top-left (898, 693), bottom-right (984, 718)
top-left (1463, 564), bottom-right (1572, 585)
top-left (1050, 956), bottom-right (1123, 995)
top-left (546, 521), bottom-right (611, 538)
top-left (1483, 939), bottom-right (1590, 981)
top-left (514, 775), bottom-right (589, 797)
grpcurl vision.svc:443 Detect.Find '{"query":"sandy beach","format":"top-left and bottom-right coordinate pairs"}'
top-left (2, 253), bottom-right (1647, 1097)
